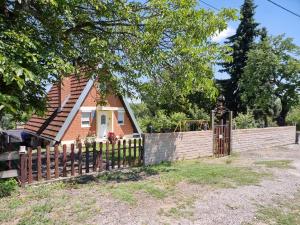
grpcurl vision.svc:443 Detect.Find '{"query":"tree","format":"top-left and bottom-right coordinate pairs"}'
top-left (240, 35), bottom-right (300, 126)
top-left (287, 103), bottom-right (300, 130)
top-left (0, 0), bottom-right (236, 121)
top-left (219, 0), bottom-right (259, 113)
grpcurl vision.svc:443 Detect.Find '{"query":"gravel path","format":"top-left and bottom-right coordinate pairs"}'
top-left (92, 144), bottom-right (300, 225)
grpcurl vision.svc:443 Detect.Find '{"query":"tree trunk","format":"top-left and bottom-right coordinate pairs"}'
top-left (264, 115), bottom-right (268, 127)
top-left (276, 105), bottom-right (289, 126)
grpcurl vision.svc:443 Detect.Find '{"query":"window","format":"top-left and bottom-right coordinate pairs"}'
top-left (81, 111), bottom-right (90, 127)
top-left (117, 110), bottom-right (125, 125)
top-left (101, 114), bottom-right (106, 125)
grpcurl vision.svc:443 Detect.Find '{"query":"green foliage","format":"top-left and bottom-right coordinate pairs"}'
top-left (0, 114), bottom-right (15, 130)
top-left (187, 105), bottom-right (210, 121)
top-left (240, 35), bottom-right (300, 126)
top-left (0, 178), bottom-right (18, 198)
top-left (1, 0), bottom-right (236, 120)
top-left (234, 112), bottom-right (257, 129)
top-left (140, 110), bottom-right (187, 133)
top-left (219, 0), bottom-right (259, 113)
top-left (287, 104), bottom-right (300, 130)
top-left (131, 102), bottom-right (210, 132)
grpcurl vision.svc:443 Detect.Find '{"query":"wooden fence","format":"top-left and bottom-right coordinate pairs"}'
top-left (19, 138), bottom-right (143, 186)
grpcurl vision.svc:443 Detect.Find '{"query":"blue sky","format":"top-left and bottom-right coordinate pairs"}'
top-left (206, 0), bottom-right (300, 79)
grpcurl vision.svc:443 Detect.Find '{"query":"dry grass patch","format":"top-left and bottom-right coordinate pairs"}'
top-left (254, 160), bottom-right (294, 169)
top-left (256, 190), bottom-right (300, 225)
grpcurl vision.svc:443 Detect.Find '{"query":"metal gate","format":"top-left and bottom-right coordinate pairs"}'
top-left (213, 124), bottom-right (231, 157)
top-left (211, 95), bottom-right (232, 157)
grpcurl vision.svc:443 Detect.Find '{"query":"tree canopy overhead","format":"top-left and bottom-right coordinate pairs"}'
top-left (0, 0), bottom-right (236, 120)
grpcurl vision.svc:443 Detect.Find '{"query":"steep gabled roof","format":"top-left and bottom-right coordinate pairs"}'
top-left (24, 76), bottom-right (90, 141)
top-left (25, 75), bottom-right (142, 142)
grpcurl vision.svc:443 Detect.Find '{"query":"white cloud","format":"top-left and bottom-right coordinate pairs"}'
top-left (212, 27), bottom-right (235, 42)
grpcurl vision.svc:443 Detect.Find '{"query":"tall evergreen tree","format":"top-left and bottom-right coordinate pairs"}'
top-left (219, 0), bottom-right (259, 113)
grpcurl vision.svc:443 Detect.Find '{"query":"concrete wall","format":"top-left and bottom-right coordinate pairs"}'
top-left (143, 126), bottom-right (296, 165)
top-left (232, 126), bottom-right (296, 152)
top-left (144, 131), bottom-right (212, 165)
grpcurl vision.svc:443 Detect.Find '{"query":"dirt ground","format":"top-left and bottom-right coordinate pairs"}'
top-left (93, 144), bottom-right (300, 225)
top-left (1, 144), bottom-right (300, 225)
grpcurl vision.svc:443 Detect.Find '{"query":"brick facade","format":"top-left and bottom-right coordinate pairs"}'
top-left (61, 85), bottom-right (135, 142)
top-left (143, 126), bottom-right (296, 165)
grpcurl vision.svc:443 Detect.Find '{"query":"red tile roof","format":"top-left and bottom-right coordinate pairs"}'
top-left (24, 76), bottom-right (89, 140)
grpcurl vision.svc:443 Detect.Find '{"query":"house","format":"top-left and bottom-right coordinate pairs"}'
top-left (24, 75), bottom-right (141, 145)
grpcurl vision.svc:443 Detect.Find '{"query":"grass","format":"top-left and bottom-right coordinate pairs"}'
top-left (256, 190), bottom-right (300, 225)
top-left (254, 160), bottom-right (294, 169)
top-left (159, 197), bottom-right (196, 219)
top-left (0, 182), bottom-right (100, 225)
top-left (0, 156), bottom-right (269, 223)
top-left (95, 159), bottom-right (268, 204)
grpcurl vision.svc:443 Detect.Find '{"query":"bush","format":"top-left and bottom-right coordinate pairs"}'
top-left (287, 105), bottom-right (300, 130)
top-left (234, 112), bottom-right (257, 129)
top-left (0, 178), bottom-right (18, 198)
top-left (139, 110), bottom-right (187, 133)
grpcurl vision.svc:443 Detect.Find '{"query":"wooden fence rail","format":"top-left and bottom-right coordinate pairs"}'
top-left (19, 138), bottom-right (143, 186)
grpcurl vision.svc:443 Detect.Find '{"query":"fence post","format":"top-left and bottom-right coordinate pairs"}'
top-left (19, 146), bottom-right (27, 187)
top-left (27, 147), bottom-right (33, 184)
top-left (37, 146), bottom-right (42, 181)
top-left (46, 145), bottom-right (51, 180)
top-left (63, 145), bottom-right (67, 177)
top-left (54, 145), bottom-right (59, 178)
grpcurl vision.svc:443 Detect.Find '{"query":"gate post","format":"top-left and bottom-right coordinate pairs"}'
top-left (229, 111), bottom-right (233, 154)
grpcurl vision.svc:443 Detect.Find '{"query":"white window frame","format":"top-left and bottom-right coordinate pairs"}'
top-left (81, 111), bottom-right (91, 128)
top-left (117, 110), bottom-right (125, 125)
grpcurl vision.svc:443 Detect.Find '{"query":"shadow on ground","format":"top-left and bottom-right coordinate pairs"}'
top-left (64, 162), bottom-right (174, 185)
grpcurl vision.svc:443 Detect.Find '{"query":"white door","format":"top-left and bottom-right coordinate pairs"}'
top-left (98, 112), bottom-right (108, 138)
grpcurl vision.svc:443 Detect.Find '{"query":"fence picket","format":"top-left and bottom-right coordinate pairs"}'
top-left (54, 145), bottom-right (59, 178)
top-left (106, 141), bottom-right (109, 170)
top-left (133, 139), bottom-right (137, 164)
top-left (128, 139), bottom-right (132, 166)
top-left (71, 144), bottom-right (75, 176)
top-left (37, 146), bottom-right (42, 181)
top-left (93, 142), bottom-right (96, 172)
top-left (111, 142), bottom-right (115, 169)
top-left (86, 144), bottom-right (90, 173)
top-left (78, 143), bottom-right (82, 175)
top-left (28, 148), bottom-right (33, 184)
top-left (123, 139), bottom-right (126, 166)
top-left (16, 138), bottom-right (143, 187)
top-left (63, 145), bottom-right (67, 177)
top-left (46, 145), bottom-right (51, 180)
top-left (117, 140), bottom-right (121, 169)
top-left (99, 142), bottom-right (103, 171)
